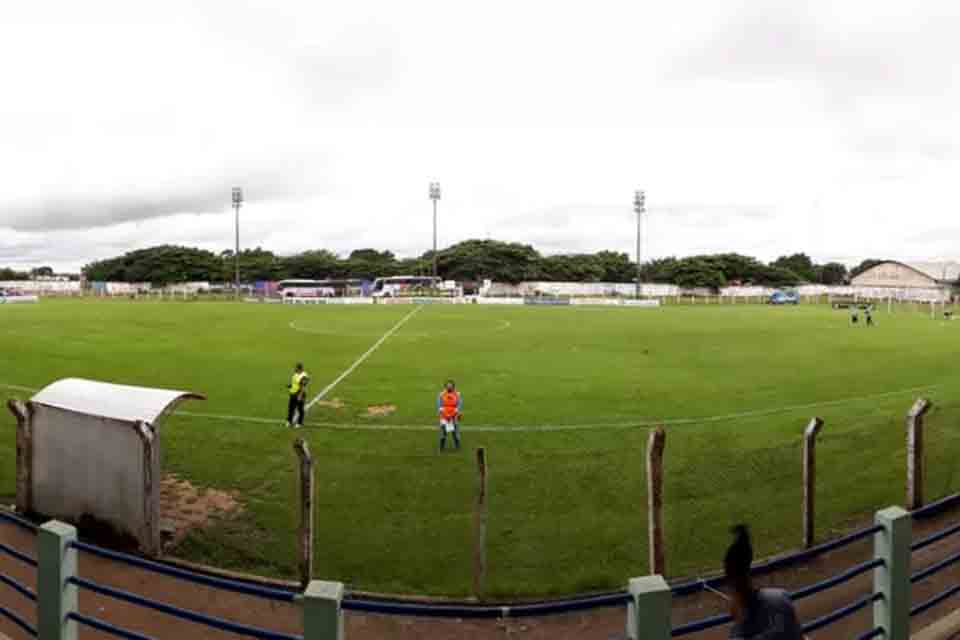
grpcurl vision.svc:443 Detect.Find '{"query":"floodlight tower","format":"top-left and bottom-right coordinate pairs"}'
top-left (232, 187), bottom-right (243, 299)
top-left (634, 189), bottom-right (645, 299)
top-left (429, 181), bottom-right (442, 279)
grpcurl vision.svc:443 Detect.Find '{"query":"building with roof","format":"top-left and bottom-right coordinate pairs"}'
top-left (850, 261), bottom-right (959, 300)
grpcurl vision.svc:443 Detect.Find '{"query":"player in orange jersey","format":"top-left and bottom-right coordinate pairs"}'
top-left (436, 379), bottom-right (463, 451)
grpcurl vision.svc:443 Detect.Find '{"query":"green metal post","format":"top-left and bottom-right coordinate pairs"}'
top-left (38, 520), bottom-right (77, 640)
top-left (874, 506), bottom-right (911, 640)
top-left (627, 575), bottom-right (671, 640)
top-left (303, 580), bottom-right (344, 640)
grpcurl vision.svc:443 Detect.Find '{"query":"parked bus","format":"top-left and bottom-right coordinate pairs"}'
top-left (370, 275), bottom-right (441, 298)
top-left (277, 279), bottom-right (368, 298)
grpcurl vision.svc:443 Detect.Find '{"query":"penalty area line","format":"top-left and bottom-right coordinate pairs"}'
top-left (305, 305), bottom-right (424, 412)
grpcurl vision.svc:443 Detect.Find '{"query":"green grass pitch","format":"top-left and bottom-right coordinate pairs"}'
top-left (1, 299), bottom-right (958, 597)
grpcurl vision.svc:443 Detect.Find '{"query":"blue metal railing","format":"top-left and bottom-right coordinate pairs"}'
top-left (68, 612), bottom-right (154, 640)
top-left (0, 604), bottom-right (37, 637)
top-left (0, 509), bottom-right (38, 534)
top-left (0, 509), bottom-right (38, 637)
top-left (342, 590), bottom-right (632, 617)
top-left (801, 592), bottom-right (882, 634)
top-left (1, 492), bottom-right (960, 638)
top-left (69, 540), bottom-right (297, 603)
top-left (0, 573), bottom-right (37, 603)
top-left (67, 575), bottom-right (301, 640)
top-left (670, 523), bottom-right (883, 597)
top-left (911, 583), bottom-right (960, 619)
top-left (0, 542), bottom-right (37, 568)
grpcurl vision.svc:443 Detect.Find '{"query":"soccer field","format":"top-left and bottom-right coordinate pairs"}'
top-left (1, 299), bottom-right (959, 597)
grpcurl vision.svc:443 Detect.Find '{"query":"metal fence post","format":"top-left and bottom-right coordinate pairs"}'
top-left (626, 575), bottom-right (671, 640)
top-left (802, 417), bottom-right (824, 548)
top-left (38, 520), bottom-right (78, 640)
top-left (873, 506), bottom-right (911, 640)
top-left (906, 398), bottom-right (931, 510)
top-left (303, 580), bottom-right (344, 640)
top-left (647, 427), bottom-right (666, 575)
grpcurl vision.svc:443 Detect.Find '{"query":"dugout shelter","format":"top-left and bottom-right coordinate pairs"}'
top-left (7, 378), bottom-right (204, 555)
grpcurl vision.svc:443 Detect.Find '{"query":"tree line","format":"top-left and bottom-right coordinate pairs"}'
top-left (3, 242), bottom-right (887, 289)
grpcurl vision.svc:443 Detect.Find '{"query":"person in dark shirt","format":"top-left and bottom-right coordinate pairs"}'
top-left (726, 525), bottom-right (805, 640)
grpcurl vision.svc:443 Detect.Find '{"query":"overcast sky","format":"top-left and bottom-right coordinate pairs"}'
top-left (1, 0), bottom-right (958, 272)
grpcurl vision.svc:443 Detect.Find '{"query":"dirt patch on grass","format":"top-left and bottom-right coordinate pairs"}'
top-left (314, 398), bottom-right (345, 409)
top-left (160, 474), bottom-right (243, 547)
top-left (366, 404), bottom-right (397, 417)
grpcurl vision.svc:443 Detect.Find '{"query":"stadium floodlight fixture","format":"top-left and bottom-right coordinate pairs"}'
top-left (634, 190), bottom-right (645, 299)
top-left (429, 182), bottom-right (441, 280)
top-left (232, 187), bottom-right (243, 299)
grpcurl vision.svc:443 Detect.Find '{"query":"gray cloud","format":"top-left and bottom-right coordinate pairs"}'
top-left (1, 167), bottom-right (317, 232)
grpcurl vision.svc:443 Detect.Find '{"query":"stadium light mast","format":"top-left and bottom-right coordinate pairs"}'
top-left (634, 189), bottom-right (645, 299)
top-left (232, 187), bottom-right (243, 299)
top-left (429, 181), bottom-right (441, 280)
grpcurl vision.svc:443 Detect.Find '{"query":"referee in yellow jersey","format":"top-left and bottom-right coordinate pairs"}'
top-left (285, 362), bottom-right (310, 429)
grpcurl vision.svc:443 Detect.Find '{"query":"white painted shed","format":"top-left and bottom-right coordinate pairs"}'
top-left (7, 378), bottom-right (204, 554)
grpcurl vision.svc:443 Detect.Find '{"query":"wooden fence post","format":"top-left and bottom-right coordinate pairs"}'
top-left (802, 417), bottom-right (824, 548)
top-left (294, 438), bottom-right (315, 589)
top-left (7, 399), bottom-right (33, 516)
top-left (647, 427), bottom-right (666, 575)
top-left (473, 447), bottom-right (488, 599)
top-left (906, 398), bottom-right (931, 510)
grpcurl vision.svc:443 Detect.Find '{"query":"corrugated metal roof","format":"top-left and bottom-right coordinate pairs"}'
top-left (904, 262), bottom-right (960, 282)
top-left (31, 378), bottom-right (203, 425)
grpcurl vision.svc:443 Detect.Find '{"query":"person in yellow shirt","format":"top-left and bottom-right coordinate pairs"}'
top-left (285, 362), bottom-right (310, 429)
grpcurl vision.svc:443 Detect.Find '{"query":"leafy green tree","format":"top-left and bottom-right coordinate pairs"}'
top-left (83, 246), bottom-right (220, 286)
top-left (758, 265), bottom-right (802, 287)
top-left (31, 266), bottom-right (55, 278)
top-left (771, 253), bottom-right (816, 282)
top-left (539, 254), bottom-right (605, 282)
top-left (817, 262), bottom-right (848, 285)
top-left (594, 251), bottom-right (636, 282)
top-left (342, 249), bottom-right (397, 279)
top-left (641, 257), bottom-right (681, 283)
top-left (219, 248), bottom-right (286, 282)
top-left (673, 259), bottom-right (727, 291)
top-left (283, 250), bottom-right (342, 280)
top-left (0, 267), bottom-right (29, 280)
top-left (434, 240), bottom-right (542, 283)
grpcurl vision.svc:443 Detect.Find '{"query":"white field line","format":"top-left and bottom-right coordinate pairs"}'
top-left (290, 317), bottom-right (512, 337)
top-left (304, 305), bottom-right (424, 412)
top-left (0, 382), bottom-right (942, 432)
top-left (0, 383), bottom-right (39, 393)
top-left (174, 384), bottom-right (939, 432)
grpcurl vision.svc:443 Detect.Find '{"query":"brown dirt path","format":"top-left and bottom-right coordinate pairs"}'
top-left (2, 507), bottom-right (960, 639)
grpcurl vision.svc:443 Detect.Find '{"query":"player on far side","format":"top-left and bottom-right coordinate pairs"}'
top-left (285, 362), bottom-right (310, 429)
top-left (437, 379), bottom-right (463, 451)
top-left (864, 305), bottom-right (874, 327)
top-left (850, 305), bottom-right (859, 326)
